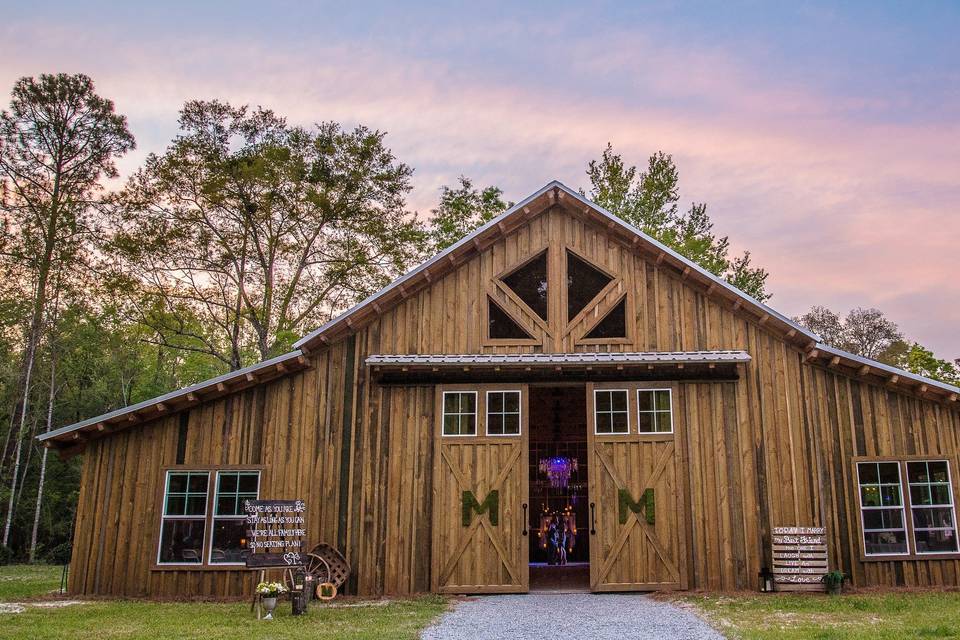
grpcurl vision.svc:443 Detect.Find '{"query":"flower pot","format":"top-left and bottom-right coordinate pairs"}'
top-left (262, 596), bottom-right (278, 619)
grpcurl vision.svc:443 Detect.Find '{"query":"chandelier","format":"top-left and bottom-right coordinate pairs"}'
top-left (539, 457), bottom-right (578, 489)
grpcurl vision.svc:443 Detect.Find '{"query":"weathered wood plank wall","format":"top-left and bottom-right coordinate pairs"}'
top-left (68, 204), bottom-right (960, 597)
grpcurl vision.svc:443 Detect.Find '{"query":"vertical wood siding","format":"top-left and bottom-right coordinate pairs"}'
top-left (69, 204), bottom-right (960, 596)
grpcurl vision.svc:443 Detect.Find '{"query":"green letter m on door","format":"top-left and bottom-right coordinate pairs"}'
top-left (462, 490), bottom-right (499, 527)
top-left (618, 488), bottom-right (655, 525)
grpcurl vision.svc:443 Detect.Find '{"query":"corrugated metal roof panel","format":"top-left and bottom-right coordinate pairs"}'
top-left (366, 351), bottom-right (751, 367)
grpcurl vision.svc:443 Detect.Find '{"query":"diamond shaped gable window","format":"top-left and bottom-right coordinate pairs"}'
top-left (488, 298), bottom-right (534, 340)
top-left (583, 298), bottom-right (626, 339)
top-left (501, 251), bottom-right (548, 321)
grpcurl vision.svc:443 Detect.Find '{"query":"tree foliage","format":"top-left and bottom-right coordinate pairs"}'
top-left (426, 176), bottom-right (511, 253)
top-left (107, 101), bottom-right (424, 369)
top-left (794, 305), bottom-right (904, 363)
top-left (583, 144), bottom-right (770, 301)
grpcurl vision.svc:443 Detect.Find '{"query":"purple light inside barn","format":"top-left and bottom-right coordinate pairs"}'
top-left (539, 457), bottom-right (578, 489)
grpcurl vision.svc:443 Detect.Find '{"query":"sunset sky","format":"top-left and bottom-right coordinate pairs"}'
top-left (3, 1), bottom-right (958, 357)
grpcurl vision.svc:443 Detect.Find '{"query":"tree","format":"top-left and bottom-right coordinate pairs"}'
top-left (108, 101), bottom-right (424, 369)
top-left (0, 73), bottom-right (134, 546)
top-left (583, 144), bottom-right (770, 301)
top-left (898, 343), bottom-right (960, 386)
top-left (426, 176), bottom-right (512, 253)
top-left (795, 305), bottom-right (905, 363)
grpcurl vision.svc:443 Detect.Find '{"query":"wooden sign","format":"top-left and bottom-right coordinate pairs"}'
top-left (771, 526), bottom-right (827, 592)
top-left (244, 499), bottom-right (307, 569)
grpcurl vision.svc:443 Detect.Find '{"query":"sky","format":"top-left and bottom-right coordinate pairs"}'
top-left (2, 1), bottom-right (958, 357)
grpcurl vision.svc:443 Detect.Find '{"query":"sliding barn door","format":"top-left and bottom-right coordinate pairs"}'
top-left (431, 384), bottom-right (529, 594)
top-left (587, 382), bottom-right (686, 591)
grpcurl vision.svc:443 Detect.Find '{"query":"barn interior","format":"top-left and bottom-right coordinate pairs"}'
top-left (528, 385), bottom-right (590, 592)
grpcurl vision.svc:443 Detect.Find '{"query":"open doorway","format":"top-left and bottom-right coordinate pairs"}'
top-left (528, 385), bottom-right (590, 592)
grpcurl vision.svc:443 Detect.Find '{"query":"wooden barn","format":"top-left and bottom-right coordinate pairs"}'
top-left (40, 181), bottom-right (960, 598)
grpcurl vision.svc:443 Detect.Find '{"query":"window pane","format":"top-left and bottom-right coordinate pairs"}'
top-left (863, 508), bottom-right (903, 530)
top-left (461, 414), bottom-right (476, 435)
top-left (638, 391), bottom-right (653, 412)
top-left (611, 412), bottom-right (629, 434)
top-left (487, 414), bottom-right (503, 435)
top-left (188, 473), bottom-right (209, 493)
top-left (488, 299), bottom-right (534, 340)
top-left (501, 252), bottom-right (548, 322)
top-left (638, 412), bottom-right (654, 433)
top-left (488, 392), bottom-right (503, 413)
top-left (908, 461), bottom-right (929, 484)
top-left (932, 484), bottom-right (952, 505)
top-left (503, 414), bottom-right (520, 435)
top-left (158, 519), bottom-right (206, 564)
top-left (911, 485), bottom-right (933, 506)
top-left (186, 495), bottom-right (207, 516)
top-left (858, 463), bottom-right (879, 485)
top-left (596, 413), bottom-right (612, 434)
top-left (168, 473), bottom-right (188, 493)
top-left (165, 495), bottom-right (186, 516)
top-left (567, 251), bottom-right (613, 321)
top-left (461, 393), bottom-right (476, 414)
top-left (656, 410), bottom-right (673, 433)
top-left (913, 507), bottom-right (954, 530)
top-left (655, 390), bottom-right (671, 411)
top-left (209, 519), bottom-right (251, 564)
top-left (860, 486), bottom-right (881, 507)
top-left (914, 529), bottom-right (959, 554)
top-left (503, 392), bottom-right (520, 413)
top-left (218, 473), bottom-right (237, 494)
top-left (444, 393), bottom-right (459, 414)
top-left (864, 530), bottom-right (907, 555)
top-left (880, 485), bottom-right (901, 506)
top-left (878, 462), bottom-right (900, 484)
top-left (217, 496), bottom-right (238, 517)
top-left (596, 392), bottom-right (611, 412)
top-left (611, 391), bottom-right (627, 412)
top-left (583, 299), bottom-right (626, 339)
top-left (238, 473), bottom-right (259, 494)
top-left (443, 414), bottom-right (459, 435)
top-left (929, 461), bottom-right (950, 483)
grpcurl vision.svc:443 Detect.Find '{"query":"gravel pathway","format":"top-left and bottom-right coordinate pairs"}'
top-left (421, 593), bottom-right (723, 640)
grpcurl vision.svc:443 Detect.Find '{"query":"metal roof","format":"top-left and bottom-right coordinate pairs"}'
top-left (366, 351), bottom-right (751, 367)
top-left (814, 343), bottom-right (960, 396)
top-left (39, 349), bottom-right (309, 445)
top-left (294, 180), bottom-right (820, 350)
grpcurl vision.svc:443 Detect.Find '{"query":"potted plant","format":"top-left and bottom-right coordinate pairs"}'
top-left (255, 581), bottom-right (288, 619)
top-left (822, 570), bottom-right (846, 595)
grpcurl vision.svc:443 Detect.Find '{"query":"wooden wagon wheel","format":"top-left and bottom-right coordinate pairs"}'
top-left (282, 552), bottom-right (332, 591)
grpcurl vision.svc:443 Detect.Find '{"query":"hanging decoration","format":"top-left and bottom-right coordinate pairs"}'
top-left (539, 457), bottom-right (578, 489)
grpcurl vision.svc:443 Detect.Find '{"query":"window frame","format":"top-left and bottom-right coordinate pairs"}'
top-left (593, 388), bottom-right (631, 435)
top-left (855, 461), bottom-right (910, 558)
top-left (152, 465), bottom-right (265, 571)
top-left (156, 469), bottom-right (211, 567)
top-left (852, 456), bottom-right (960, 561)
top-left (907, 459), bottom-right (959, 556)
top-left (441, 390), bottom-right (479, 437)
top-left (485, 390), bottom-right (523, 437)
top-left (206, 470), bottom-right (262, 566)
top-left (636, 388), bottom-right (674, 434)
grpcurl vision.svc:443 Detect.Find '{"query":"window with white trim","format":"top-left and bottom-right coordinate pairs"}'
top-left (907, 460), bottom-right (958, 554)
top-left (486, 391), bottom-right (521, 436)
top-left (857, 461), bottom-right (908, 556)
top-left (209, 471), bottom-right (260, 564)
top-left (594, 390), bottom-right (629, 434)
top-left (637, 389), bottom-right (673, 433)
top-left (442, 391), bottom-right (477, 436)
top-left (158, 471), bottom-right (209, 565)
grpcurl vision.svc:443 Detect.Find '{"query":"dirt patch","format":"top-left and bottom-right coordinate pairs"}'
top-left (0, 600), bottom-right (86, 614)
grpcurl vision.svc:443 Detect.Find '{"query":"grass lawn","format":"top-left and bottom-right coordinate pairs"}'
top-left (684, 591), bottom-right (960, 640)
top-left (0, 564), bottom-right (448, 640)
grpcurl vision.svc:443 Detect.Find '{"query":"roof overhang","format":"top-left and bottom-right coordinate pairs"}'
top-left (39, 350), bottom-right (311, 455)
top-left (366, 351), bottom-right (749, 384)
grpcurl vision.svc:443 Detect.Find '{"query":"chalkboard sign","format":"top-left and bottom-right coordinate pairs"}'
top-left (244, 499), bottom-right (307, 569)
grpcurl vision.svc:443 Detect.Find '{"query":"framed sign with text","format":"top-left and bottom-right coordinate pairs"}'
top-left (244, 499), bottom-right (307, 569)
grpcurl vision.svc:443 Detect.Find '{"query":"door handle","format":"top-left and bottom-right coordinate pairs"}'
top-left (522, 503), bottom-right (528, 536)
top-left (590, 502), bottom-right (596, 535)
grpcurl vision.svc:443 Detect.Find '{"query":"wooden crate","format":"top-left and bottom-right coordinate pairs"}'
top-left (772, 526), bottom-right (827, 592)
